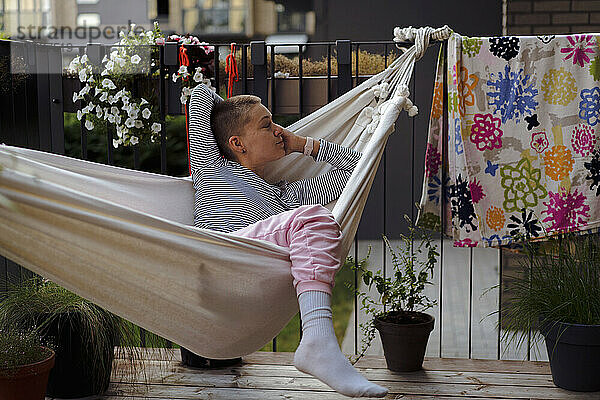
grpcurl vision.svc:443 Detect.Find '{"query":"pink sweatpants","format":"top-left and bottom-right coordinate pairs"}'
top-left (232, 204), bottom-right (343, 296)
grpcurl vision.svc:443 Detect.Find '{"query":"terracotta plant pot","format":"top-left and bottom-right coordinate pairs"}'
top-left (374, 311), bottom-right (434, 372)
top-left (539, 319), bottom-right (600, 392)
top-left (0, 347), bottom-right (55, 400)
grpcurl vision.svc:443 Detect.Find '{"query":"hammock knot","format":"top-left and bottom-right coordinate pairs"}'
top-left (393, 25), bottom-right (453, 61)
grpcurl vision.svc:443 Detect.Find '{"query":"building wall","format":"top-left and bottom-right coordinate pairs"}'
top-left (506, 0), bottom-right (600, 35)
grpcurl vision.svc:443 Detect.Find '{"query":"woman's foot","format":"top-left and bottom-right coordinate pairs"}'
top-left (295, 290), bottom-right (388, 398)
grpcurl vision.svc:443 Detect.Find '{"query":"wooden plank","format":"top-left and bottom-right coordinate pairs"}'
top-left (104, 380), bottom-right (598, 400)
top-left (112, 360), bottom-right (556, 388)
top-left (114, 349), bottom-right (551, 375)
top-left (90, 392), bottom-right (510, 400)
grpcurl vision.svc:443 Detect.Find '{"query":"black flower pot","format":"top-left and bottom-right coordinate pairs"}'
top-left (539, 319), bottom-right (600, 392)
top-left (180, 347), bottom-right (242, 368)
top-left (374, 311), bottom-right (434, 372)
top-left (41, 313), bottom-right (115, 398)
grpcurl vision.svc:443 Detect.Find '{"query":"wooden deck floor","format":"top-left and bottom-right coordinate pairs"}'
top-left (46, 349), bottom-right (600, 400)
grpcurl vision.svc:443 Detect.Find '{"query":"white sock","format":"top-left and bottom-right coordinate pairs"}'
top-left (294, 290), bottom-right (388, 398)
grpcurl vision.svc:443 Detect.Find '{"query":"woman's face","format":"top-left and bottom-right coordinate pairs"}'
top-left (238, 102), bottom-right (286, 166)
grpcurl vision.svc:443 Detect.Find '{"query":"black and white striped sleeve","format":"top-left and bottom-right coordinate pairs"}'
top-left (188, 84), bottom-right (224, 169)
top-left (284, 139), bottom-right (362, 206)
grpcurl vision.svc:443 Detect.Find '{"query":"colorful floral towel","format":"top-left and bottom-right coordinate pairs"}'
top-left (418, 33), bottom-right (600, 247)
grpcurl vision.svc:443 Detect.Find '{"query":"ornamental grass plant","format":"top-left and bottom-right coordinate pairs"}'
top-left (0, 277), bottom-right (174, 393)
top-left (496, 232), bottom-right (600, 358)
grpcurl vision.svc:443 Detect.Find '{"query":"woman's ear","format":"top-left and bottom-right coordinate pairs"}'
top-left (228, 135), bottom-right (246, 155)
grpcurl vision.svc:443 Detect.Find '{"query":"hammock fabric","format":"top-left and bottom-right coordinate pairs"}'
top-left (0, 26), bottom-right (450, 359)
top-left (418, 33), bottom-right (600, 248)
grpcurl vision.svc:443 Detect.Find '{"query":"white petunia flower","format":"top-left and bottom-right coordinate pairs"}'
top-left (102, 54), bottom-right (108, 63)
top-left (71, 55), bottom-right (80, 65)
top-left (72, 92), bottom-right (80, 103)
top-left (131, 55), bottom-right (141, 64)
top-left (108, 95), bottom-right (116, 104)
top-left (128, 109), bottom-right (139, 119)
top-left (85, 120), bottom-right (94, 130)
top-left (122, 103), bottom-right (131, 112)
top-left (134, 120), bottom-right (143, 128)
top-left (102, 78), bottom-right (116, 89)
top-left (193, 69), bottom-right (204, 82)
top-left (180, 94), bottom-right (187, 104)
top-left (78, 69), bottom-right (87, 83)
top-left (151, 122), bottom-right (161, 133)
top-left (105, 60), bottom-right (114, 71)
top-left (140, 98), bottom-right (148, 105)
top-left (79, 85), bottom-right (90, 96)
top-left (125, 117), bottom-right (135, 128)
top-left (110, 50), bottom-right (119, 59)
top-left (142, 108), bottom-right (151, 119)
top-left (94, 87), bottom-right (101, 96)
top-left (177, 65), bottom-right (188, 75)
top-left (115, 57), bottom-right (126, 67)
top-left (80, 54), bottom-right (88, 64)
top-left (112, 138), bottom-right (122, 148)
top-left (130, 136), bottom-right (139, 145)
top-left (107, 114), bottom-right (115, 123)
top-left (172, 73), bottom-right (178, 83)
top-left (111, 106), bottom-right (119, 115)
top-left (77, 109), bottom-right (83, 121)
top-left (99, 92), bottom-right (108, 102)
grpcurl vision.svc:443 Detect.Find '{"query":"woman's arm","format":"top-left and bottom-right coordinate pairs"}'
top-left (282, 131), bottom-right (362, 205)
top-left (188, 84), bottom-right (223, 170)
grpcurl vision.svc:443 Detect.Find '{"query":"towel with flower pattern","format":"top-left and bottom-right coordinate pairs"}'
top-left (418, 33), bottom-right (600, 247)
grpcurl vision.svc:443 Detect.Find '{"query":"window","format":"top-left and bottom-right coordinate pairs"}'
top-left (76, 13), bottom-right (101, 27)
top-left (76, 0), bottom-right (100, 4)
top-left (183, 0), bottom-right (247, 34)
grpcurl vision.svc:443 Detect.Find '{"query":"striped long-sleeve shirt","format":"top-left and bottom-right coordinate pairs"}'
top-left (189, 85), bottom-right (362, 233)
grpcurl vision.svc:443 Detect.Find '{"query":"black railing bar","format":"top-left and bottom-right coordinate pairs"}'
top-left (78, 46), bottom-right (87, 160)
top-left (298, 44), bottom-right (303, 117)
top-left (355, 43), bottom-right (359, 87)
top-left (439, 40), bottom-right (448, 358)
top-left (383, 149), bottom-right (387, 314)
top-left (241, 45), bottom-right (248, 94)
top-left (384, 43), bottom-right (388, 68)
top-left (327, 44), bottom-right (331, 103)
top-left (270, 44), bottom-right (275, 112)
top-left (158, 45), bottom-right (167, 175)
top-left (354, 234), bottom-right (358, 355)
top-left (133, 77), bottom-right (140, 170)
top-left (106, 123), bottom-right (113, 165)
top-left (213, 45), bottom-right (219, 93)
top-left (469, 246), bottom-right (473, 359)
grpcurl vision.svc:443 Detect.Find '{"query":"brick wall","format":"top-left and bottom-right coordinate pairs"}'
top-left (506, 0), bottom-right (600, 35)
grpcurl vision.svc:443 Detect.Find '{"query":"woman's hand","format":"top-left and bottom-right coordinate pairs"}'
top-left (277, 125), bottom-right (305, 156)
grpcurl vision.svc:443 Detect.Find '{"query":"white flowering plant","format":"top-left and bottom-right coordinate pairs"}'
top-left (166, 34), bottom-right (215, 105)
top-left (66, 22), bottom-right (215, 148)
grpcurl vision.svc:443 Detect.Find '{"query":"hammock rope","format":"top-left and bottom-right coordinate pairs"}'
top-left (0, 26), bottom-right (450, 359)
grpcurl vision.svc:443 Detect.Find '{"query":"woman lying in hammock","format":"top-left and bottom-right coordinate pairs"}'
top-left (189, 84), bottom-right (388, 398)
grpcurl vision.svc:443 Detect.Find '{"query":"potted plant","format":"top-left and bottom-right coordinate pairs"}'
top-left (348, 212), bottom-right (438, 371)
top-left (498, 231), bottom-right (600, 392)
top-left (0, 325), bottom-right (56, 400)
top-left (0, 276), bottom-right (171, 398)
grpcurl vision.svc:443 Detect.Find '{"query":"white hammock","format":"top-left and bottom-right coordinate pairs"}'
top-left (0, 26), bottom-right (450, 359)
